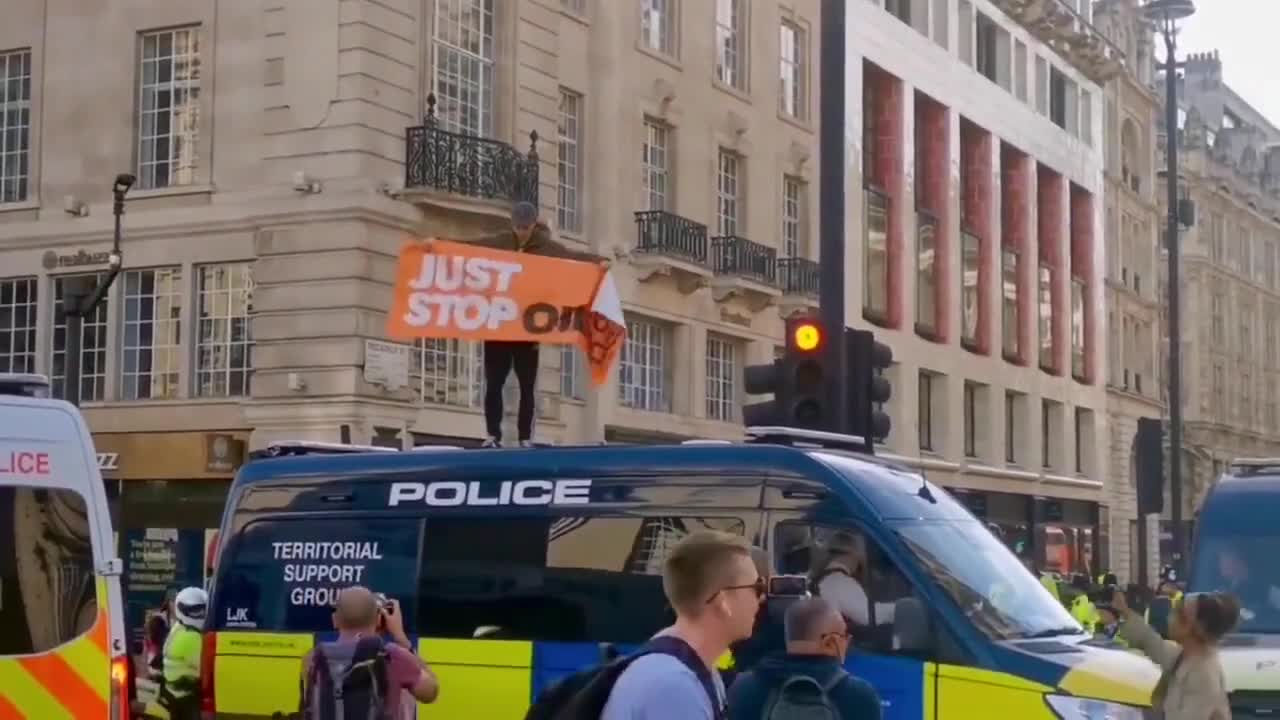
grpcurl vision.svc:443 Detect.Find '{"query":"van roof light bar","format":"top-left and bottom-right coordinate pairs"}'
top-left (0, 373), bottom-right (51, 398)
top-left (1227, 458), bottom-right (1280, 477)
top-left (744, 426), bottom-right (870, 452)
top-left (250, 440), bottom-right (470, 459)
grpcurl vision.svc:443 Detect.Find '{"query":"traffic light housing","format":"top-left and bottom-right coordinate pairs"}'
top-left (846, 328), bottom-right (893, 446)
top-left (744, 317), bottom-right (831, 429)
top-left (1135, 417), bottom-right (1164, 515)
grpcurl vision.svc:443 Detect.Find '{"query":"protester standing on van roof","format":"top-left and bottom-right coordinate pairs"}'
top-left (601, 531), bottom-right (762, 720)
top-left (300, 586), bottom-right (438, 719)
top-left (466, 201), bottom-right (608, 448)
top-left (727, 596), bottom-right (882, 720)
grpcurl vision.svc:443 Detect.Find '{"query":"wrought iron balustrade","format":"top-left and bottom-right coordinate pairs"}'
top-left (404, 94), bottom-right (539, 205)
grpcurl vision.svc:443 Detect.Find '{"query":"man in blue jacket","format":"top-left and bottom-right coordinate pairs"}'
top-left (727, 596), bottom-right (882, 719)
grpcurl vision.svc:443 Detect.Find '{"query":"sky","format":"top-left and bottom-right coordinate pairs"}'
top-left (1173, 0), bottom-right (1280, 127)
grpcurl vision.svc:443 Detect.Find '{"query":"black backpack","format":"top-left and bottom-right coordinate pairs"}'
top-left (301, 636), bottom-right (392, 720)
top-left (523, 636), bottom-right (725, 720)
top-left (761, 671), bottom-right (847, 720)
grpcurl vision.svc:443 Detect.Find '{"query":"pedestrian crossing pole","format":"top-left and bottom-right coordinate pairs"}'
top-left (818, 0), bottom-right (849, 434)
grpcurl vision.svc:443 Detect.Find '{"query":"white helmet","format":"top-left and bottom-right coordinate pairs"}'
top-left (174, 587), bottom-right (208, 629)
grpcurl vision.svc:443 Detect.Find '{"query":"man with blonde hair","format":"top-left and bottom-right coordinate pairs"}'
top-left (600, 530), bottom-right (763, 720)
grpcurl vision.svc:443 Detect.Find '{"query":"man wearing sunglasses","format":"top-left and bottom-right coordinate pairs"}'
top-left (726, 596), bottom-right (882, 720)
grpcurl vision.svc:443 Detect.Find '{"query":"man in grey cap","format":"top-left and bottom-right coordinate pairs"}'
top-left (469, 201), bottom-right (607, 447)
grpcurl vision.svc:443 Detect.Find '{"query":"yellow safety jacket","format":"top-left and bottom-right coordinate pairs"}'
top-left (1040, 573), bottom-right (1060, 602)
top-left (161, 624), bottom-right (202, 699)
top-left (1070, 594), bottom-right (1100, 634)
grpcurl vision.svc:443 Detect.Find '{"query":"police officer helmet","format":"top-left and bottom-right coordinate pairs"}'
top-left (174, 586), bottom-right (208, 628)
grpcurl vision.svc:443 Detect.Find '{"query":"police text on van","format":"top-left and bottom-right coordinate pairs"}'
top-left (388, 479), bottom-right (592, 507)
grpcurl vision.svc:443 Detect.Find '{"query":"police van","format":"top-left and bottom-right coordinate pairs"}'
top-left (1186, 458), bottom-right (1280, 716)
top-left (0, 373), bottom-right (131, 719)
top-left (203, 428), bottom-right (1158, 719)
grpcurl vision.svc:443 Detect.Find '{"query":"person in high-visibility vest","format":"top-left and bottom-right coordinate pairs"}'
top-left (156, 587), bottom-right (207, 720)
top-left (1067, 574), bottom-right (1100, 633)
top-left (1040, 572), bottom-right (1061, 602)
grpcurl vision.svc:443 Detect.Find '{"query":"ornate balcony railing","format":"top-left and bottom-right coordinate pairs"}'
top-left (634, 210), bottom-right (709, 266)
top-left (404, 94), bottom-right (539, 205)
top-left (710, 236), bottom-right (778, 286)
top-left (778, 257), bottom-right (820, 297)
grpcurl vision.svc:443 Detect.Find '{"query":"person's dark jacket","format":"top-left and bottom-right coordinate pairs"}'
top-left (470, 222), bottom-right (604, 263)
top-left (727, 654), bottom-right (882, 720)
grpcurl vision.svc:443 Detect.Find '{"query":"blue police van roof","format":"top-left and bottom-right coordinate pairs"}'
top-left (1197, 465), bottom-right (1280, 534)
top-left (231, 439), bottom-right (966, 522)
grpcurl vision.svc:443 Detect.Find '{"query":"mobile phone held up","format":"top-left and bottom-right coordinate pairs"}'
top-left (768, 575), bottom-right (810, 598)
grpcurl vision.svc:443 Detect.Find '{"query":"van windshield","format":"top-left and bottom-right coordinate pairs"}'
top-left (0, 485), bottom-right (99, 654)
top-left (1190, 533), bottom-right (1280, 634)
top-left (894, 520), bottom-right (1082, 641)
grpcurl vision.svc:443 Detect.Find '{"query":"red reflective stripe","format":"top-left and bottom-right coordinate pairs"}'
top-left (88, 612), bottom-right (109, 655)
top-left (0, 693), bottom-right (25, 720)
top-left (16, 653), bottom-right (108, 720)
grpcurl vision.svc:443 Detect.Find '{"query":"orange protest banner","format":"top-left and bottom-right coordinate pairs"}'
top-left (387, 239), bottom-right (627, 385)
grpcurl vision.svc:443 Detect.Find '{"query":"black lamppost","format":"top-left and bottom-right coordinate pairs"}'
top-left (1141, 0), bottom-right (1195, 572)
top-left (61, 173), bottom-right (133, 406)
top-left (818, 0), bottom-right (848, 432)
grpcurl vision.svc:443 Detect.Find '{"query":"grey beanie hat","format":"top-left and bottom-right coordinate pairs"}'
top-left (512, 201), bottom-right (539, 226)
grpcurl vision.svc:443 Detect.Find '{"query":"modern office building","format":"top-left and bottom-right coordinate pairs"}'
top-left (844, 0), bottom-right (1123, 575)
top-left (1157, 50), bottom-right (1280, 553)
top-left (1093, 0), bottom-right (1163, 583)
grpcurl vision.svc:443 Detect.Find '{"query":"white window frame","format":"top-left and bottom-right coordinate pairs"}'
top-left (716, 149), bottom-right (741, 237)
top-left (137, 27), bottom-right (201, 190)
top-left (120, 267), bottom-right (183, 400)
top-left (779, 21), bottom-right (806, 119)
top-left (432, 0), bottom-right (496, 137)
top-left (194, 263), bottom-right (254, 398)
top-left (0, 49), bottom-right (32, 204)
top-left (557, 89), bottom-right (584, 234)
top-left (51, 273), bottom-right (109, 402)
top-left (782, 176), bottom-right (805, 257)
top-left (416, 339), bottom-right (484, 407)
top-left (705, 334), bottom-right (738, 421)
top-left (642, 119), bottom-right (670, 211)
top-left (715, 0), bottom-right (746, 90)
top-left (641, 0), bottom-right (678, 56)
top-left (0, 277), bottom-right (37, 374)
top-left (619, 317), bottom-right (669, 412)
top-left (560, 344), bottom-right (584, 400)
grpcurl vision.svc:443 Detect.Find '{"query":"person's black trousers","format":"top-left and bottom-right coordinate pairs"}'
top-left (483, 340), bottom-right (539, 442)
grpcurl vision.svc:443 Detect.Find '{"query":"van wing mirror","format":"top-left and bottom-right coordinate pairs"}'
top-left (893, 596), bottom-right (931, 653)
top-left (99, 558), bottom-right (124, 577)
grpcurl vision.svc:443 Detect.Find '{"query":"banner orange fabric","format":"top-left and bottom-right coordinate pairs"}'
top-left (387, 239), bottom-right (627, 385)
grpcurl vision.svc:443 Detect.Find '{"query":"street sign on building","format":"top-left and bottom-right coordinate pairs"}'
top-left (364, 339), bottom-right (411, 391)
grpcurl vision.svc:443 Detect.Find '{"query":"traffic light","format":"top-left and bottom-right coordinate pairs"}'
top-left (1135, 417), bottom-right (1164, 515)
top-left (744, 317), bottom-right (831, 428)
top-left (846, 328), bottom-right (893, 446)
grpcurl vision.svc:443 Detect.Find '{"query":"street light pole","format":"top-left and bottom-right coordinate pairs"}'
top-left (61, 173), bottom-right (133, 407)
top-left (1142, 0), bottom-right (1195, 573)
top-left (818, 0), bottom-right (848, 433)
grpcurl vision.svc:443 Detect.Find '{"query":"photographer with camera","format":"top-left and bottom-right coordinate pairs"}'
top-left (300, 586), bottom-right (438, 719)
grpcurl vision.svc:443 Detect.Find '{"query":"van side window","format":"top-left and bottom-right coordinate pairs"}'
top-left (0, 486), bottom-right (98, 654)
top-left (417, 515), bottom-right (749, 643)
top-left (212, 517), bottom-right (422, 633)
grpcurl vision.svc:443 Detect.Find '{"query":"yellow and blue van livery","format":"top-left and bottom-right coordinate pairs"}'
top-left (1187, 460), bottom-right (1280, 716)
top-left (204, 437), bottom-right (1158, 719)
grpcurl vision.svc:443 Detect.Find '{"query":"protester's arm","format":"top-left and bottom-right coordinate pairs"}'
top-left (381, 600), bottom-right (439, 704)
top-left (819, 574), bottom-right (872, 626)
top-left (1113, 590), bottom-right (1181, 670)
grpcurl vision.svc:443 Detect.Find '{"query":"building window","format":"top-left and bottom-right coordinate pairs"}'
top-left (779, 21), bottom-right (806, 119)
top-left (916, 211), bottom-right (938, 335)
top-left (1042, 399), bottom-right (1062, 470)
top-left (1073, 407), bottom-right (1093, 475)
top-left (138, 28), bottom-right (201, 190)
top-left (432, 0), bottom-right (496, 136)
top-left (716, 150), bottom-right (741, 236)
top-left (417, 339), bottom-right (483, 407)
top-left (975, 13), bottom-right (998, 83)
top-left (0, 277), bottom-right (36, 374)
top-left (1038, 264), bottom-right (1053, 370)
top-left (918, 371), bottom-right (936, 452)
top-left (1002, 248), bottom-right (1020, 358)
top-left (1005, 391), bottom-right (1019, 464)
top-left (864, 188), bottom-right (890, 321)
top-left (0, 50), bottom-right (32, 203)
top-left (557, 89), bottom-right (583, 234)
top-left (619, 317), bottom-right (670, 412)
top-left (1211, 290), bottom-right (1224, 344)
top-left (715, 0), bottom-right (745, 90)
top-left (641, 0), bottom-right (677, 56)
top-left (562, 0), bottom-right (586, 13)
top-left (195, 263), bottom-right (253, 398)
top-left (642, 119), bottom-right (670, 211)
top-left (51, 274), bottom-right (109, 402)
top-left (782, 176), bottom-right (805, 257)
top-left (961, 230), bottom-right (980, 347)
top-left (963, 381), bottom-right (983, 458)
top-left (1049, 66), bottom-right (1068, 130)
top-left (705, 334), bottom-right (738, 422)
top-left (560, 345), bottom-right (584, 400)
top-left (120, 268), bottom-right (183, 400)
top-left (1070, 277), bottom-right (1085, 379)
